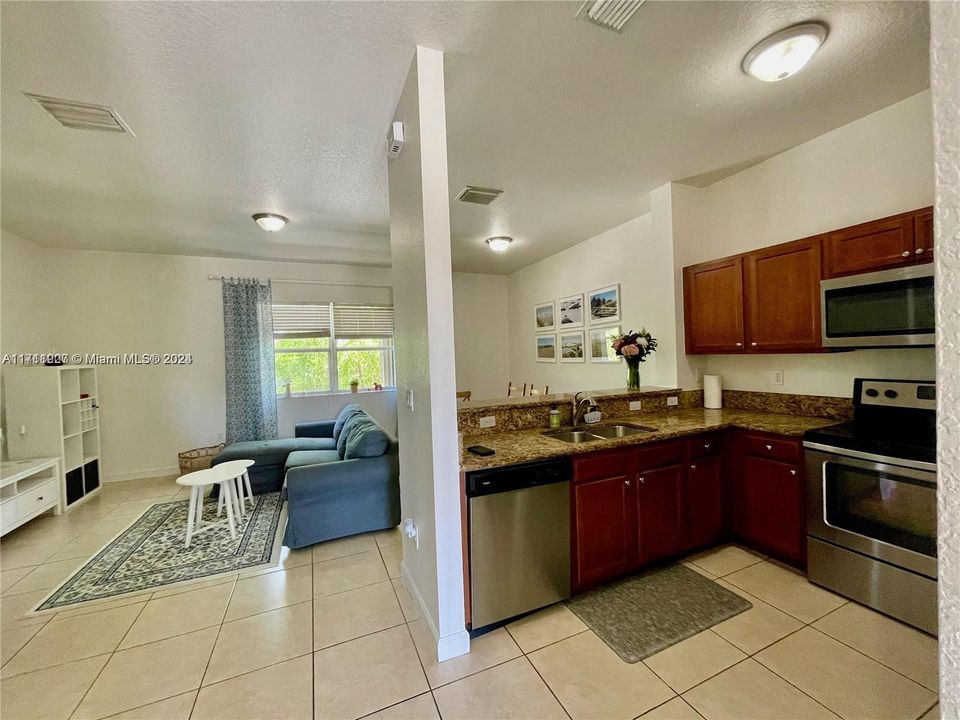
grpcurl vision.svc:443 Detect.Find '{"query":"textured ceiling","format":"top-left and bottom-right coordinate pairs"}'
top-left (1, 1), bottom-right (930, 273)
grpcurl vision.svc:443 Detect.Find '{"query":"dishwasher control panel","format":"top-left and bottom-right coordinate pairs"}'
top-left (466, 458), bottom-right (572, 498)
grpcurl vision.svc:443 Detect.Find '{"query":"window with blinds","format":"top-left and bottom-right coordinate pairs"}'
top-left (272, 303), bottom-right (395, 395)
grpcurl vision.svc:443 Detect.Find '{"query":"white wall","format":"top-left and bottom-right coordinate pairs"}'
top-left (0, 231), bottom-right (395, 479)
top-left (0, 231), bottom-right (53, 355)
top-left (673, 90), bottom-right (936, 396)
top-left (277, 390), bottom-right (397, 438)
top-left (451, 272), bottom-right (510, 401)
top-left (507, 214), bottom-right (678, 395)
top-left (388, 47), bottom-right (467, 660)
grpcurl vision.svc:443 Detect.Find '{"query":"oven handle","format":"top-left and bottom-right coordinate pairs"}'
top-left (803, 441), bottom-right (937, 475)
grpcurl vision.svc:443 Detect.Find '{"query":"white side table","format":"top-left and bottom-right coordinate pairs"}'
top-left (213, 459), bottom-right (255, 517)
top-left (176, 465), bottom-right (242, 548)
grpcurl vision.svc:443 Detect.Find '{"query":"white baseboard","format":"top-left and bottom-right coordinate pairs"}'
top-left (103, 465), bottom-right (180, 483)
top-left (400, 560), bottom-right (470, 662)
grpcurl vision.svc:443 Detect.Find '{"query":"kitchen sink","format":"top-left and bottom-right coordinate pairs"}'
top-left (588, 424), bottom-right (656, 439)
top-left (543, 430), bottom-right (604, 444)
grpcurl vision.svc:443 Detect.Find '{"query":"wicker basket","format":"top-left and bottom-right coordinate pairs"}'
top-left (178, 443), bottom-right (226, 474)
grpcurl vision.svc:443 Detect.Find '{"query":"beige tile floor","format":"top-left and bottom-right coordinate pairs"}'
top-left (0, 476), bottom-right (941, 720)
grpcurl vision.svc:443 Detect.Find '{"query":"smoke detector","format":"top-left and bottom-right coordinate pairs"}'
top-left (456, 186), bottom-right (503, 205)
top-left (387, 121), bottom-right (405, 159)
top-left (577, 0), bottom-right (646, 32)
top-left (24, 93), bottom-right (134, 135)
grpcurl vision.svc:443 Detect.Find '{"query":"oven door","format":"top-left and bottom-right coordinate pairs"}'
top-left (806, 447), bottom-right (937, 578)
top-left (821, 265), bottom-right (935, 348)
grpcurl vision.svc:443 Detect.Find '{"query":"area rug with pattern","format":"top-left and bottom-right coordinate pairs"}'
top-left (32, 491), bottom-right (286, 613)
top-left (566, 563), bottom-right (752, 662)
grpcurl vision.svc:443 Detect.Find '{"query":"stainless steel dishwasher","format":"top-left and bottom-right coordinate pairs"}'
top-left (466, 458), bottom-right (571, 630)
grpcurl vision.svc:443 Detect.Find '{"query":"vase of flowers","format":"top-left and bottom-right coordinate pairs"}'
top-left (611, 328), bottom-right (658, 390)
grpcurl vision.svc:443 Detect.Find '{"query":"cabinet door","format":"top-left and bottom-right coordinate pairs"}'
top-left (573, 475), bottom-right (637, 590)
top-left (914, 208), bottom-right (934, 263)
top-left (636, 465), bottom-right (685, 564)
top-left (822, 214), bottom-right (915, 278)
top-left (741, 455), bottom-right (805, 566)
top-left (744, 238), bottom-right (823, 352)
top-left (683, 257), bottom-right (745, 354)
top-left (686, 455), bottom-right (724, 549)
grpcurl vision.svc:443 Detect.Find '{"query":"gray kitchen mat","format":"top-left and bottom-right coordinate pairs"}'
top-left (566, 563), bottom-right (752, 662)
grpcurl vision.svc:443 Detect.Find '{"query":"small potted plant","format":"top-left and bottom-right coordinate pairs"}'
top-left (612, 328), bottom-right (658, 390)
top-left (349, 378), bottom-right (360, 393)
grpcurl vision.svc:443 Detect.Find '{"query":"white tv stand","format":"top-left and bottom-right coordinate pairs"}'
top-left (1, 457), bottom-right (62, 536)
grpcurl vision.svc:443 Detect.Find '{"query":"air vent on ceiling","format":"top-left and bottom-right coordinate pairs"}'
top-left (456, 186), bottom-right (503, 205)
top-left (577, 0), bottom-right (646, 32)
top-left (24, 93), bottom-right (134, 135)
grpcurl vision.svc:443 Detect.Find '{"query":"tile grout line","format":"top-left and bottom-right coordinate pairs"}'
top-left (188, 575), bottom-right (239, 719)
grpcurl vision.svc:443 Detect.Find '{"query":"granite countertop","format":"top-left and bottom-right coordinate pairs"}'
top-left (461, 407), bottom-right (840, 472)
top-left (459, 386), bottom-right (680, 413)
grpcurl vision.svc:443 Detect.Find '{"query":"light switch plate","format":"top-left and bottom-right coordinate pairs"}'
top-left (774, 370), bottom-right (784, 385)
top-left (666, 396), bottom-right (679, 407)
top-left (629, 400), bottom-right (642, 411)
top-left (406, 389), bottom-right (415, 411)
top-left (479, 416), bottom-right (496, 429)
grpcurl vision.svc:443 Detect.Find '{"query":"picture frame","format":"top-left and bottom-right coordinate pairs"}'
top-left (536, 334), bottom-right (557, 363)
top-left (589, 325), bottom-right (620, 363)
top-left (534, 301), bottom-right (556, 332)
top-left (559, 331), bottom-right (585, 363)
top-left (588, 284), bottom-right (620, 324)
top-left (558, 293), bottom-right (585, 329)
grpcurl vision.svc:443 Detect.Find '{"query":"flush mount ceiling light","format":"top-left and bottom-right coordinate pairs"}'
top-left (252, 213), bottom-right (288, 232)
top-left (742, 22), bottom-right (828, 82)
top-left (485, 236), bottom-right (513, 253)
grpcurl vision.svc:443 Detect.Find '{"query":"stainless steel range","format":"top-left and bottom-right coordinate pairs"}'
top-left (804, 378), bottom-right (937, 634)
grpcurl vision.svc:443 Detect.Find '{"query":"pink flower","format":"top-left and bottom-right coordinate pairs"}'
top-left (622, 344), bottom-right (640, 357)
top-left (612, 339), bottom-right (624, 351)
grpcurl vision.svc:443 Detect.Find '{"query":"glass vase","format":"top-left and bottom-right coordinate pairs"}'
top-left (626, 361), bottom-right (640, 390)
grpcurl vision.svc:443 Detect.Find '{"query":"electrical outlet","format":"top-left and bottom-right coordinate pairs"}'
top-left (629, 400), bottom-right (642, 411)
top-left (479, 416), bottom-right (496, 429)
top-left (666, 396), bottom-right (679, 407)
top-left (774, 370), bottom-right (784, 386)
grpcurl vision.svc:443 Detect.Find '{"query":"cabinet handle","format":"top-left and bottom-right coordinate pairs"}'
top-left (901, 251), bottom-right (911, 257)
top-left (638, 476), bottom-right (645, 484)
top-left (751, 342), bottom-right (758, 347)
top-left (704, 443), bottom-right (711, 449)
top-left (790, 469), bottom-right (797, 476)
top-left (765, 444), bottom-right (772, 450)
top-left (916, 248), bottom-right (925, 255)
top-left (735, 342), bottom-right (743, 347)
top-left (690, 464), bottom-right (697, 470)
top-left (625, 479), bottom-right (631, 487)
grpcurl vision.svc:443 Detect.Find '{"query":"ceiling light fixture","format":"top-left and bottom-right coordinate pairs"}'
top-left (485, 236), bottom-right (513, 253)
top-left (252, 213), bottom-right (288, 232)
top-left (742, 22), bottom-right (828, 82)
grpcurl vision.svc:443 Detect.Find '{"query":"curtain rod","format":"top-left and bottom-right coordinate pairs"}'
top-left (207, 275), bottom-right (392, 289)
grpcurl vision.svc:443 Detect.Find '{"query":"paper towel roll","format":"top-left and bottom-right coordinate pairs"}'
top-left (704, 375), bottom-right (722, 409)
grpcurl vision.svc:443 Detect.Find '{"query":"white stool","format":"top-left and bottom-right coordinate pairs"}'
top-left (214, 459), bottom-right (255, 517)
top-left (176, 466), bottom-right (242, 548)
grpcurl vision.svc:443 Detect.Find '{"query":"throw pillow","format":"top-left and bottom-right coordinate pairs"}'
top-left (333, 404), bottom-right (364, 441)
top-left (337, 413), bottom-right (367, 458)
top-left (344, 419), bottom-right (390, 459)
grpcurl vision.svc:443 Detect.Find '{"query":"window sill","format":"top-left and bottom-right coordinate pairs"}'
top-left (277, 388), bottom-right (396, 400)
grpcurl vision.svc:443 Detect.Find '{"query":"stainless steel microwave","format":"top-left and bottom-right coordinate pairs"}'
top-left (821, 265), bottom-right (935, 348)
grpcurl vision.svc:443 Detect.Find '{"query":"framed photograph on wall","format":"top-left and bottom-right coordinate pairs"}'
top-left (589, 325), bottom-right (620, 363)
top-left (535, 301), bottom-right (556, 331)
top-left (558, 294), bottom-right (585, 329)
top-left (560, 331), bottom-right (585, 363)
top-left (536, 334), bottom-right (557, 363)
top-left (588, 284), bottom-right (620, 324)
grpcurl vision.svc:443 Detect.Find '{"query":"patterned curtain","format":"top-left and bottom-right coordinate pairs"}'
top-left (222, 278), bottom-right (278, 443)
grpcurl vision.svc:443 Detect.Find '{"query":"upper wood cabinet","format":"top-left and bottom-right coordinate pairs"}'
top-left (683, 257), bottom-right (745, 354)
top-left (821, 207), bottom-right (934, 278)
top-left (743, 237), bottom-right (822, 352)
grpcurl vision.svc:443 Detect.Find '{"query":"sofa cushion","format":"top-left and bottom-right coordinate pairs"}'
top-left (337, 413), bottom-right (368, 458)
top-left (344, 419), bottom-right (390, 459)
top-left (285, 449), bottom-right (341, 470)
top-left (333, 404), bottom-right (365, 440)
top-left (214, 437), bottom-right (335, 468)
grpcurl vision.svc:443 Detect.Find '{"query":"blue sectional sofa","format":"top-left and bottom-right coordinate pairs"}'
top-left (212, 404), bottom-right (400, 548)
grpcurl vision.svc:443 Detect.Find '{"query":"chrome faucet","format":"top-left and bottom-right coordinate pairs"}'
top-left (572, 392), bottom-right (592, 427)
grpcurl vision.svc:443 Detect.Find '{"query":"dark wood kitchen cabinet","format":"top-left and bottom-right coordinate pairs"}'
top-left (821, 207), bottom-right (934, 278)
top-left (683, 257), bottom-right (745, 353)
top-left (636, 464), bottom-right (685, 565)
top-left (685, 453), bottom-right (724, 549)
top-left (743, 237), bottom-right (823, 352)
top-left (571, 452), bottom-right (637, 591)
top-left (731, 432), bottom-right (805, 568)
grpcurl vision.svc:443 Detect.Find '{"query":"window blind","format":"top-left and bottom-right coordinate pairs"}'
top-left (333, 304), bottom-right (395, 338)
top-left (272, 304), bottom-right (332, 338)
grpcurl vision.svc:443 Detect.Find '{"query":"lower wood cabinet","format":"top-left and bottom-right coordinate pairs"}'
top-left (572, 469), bottom-right (637, 589)
top-left (685, 454), bottom-right (724, 549)
top-left (636, 464), bottom-right (685, 565)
